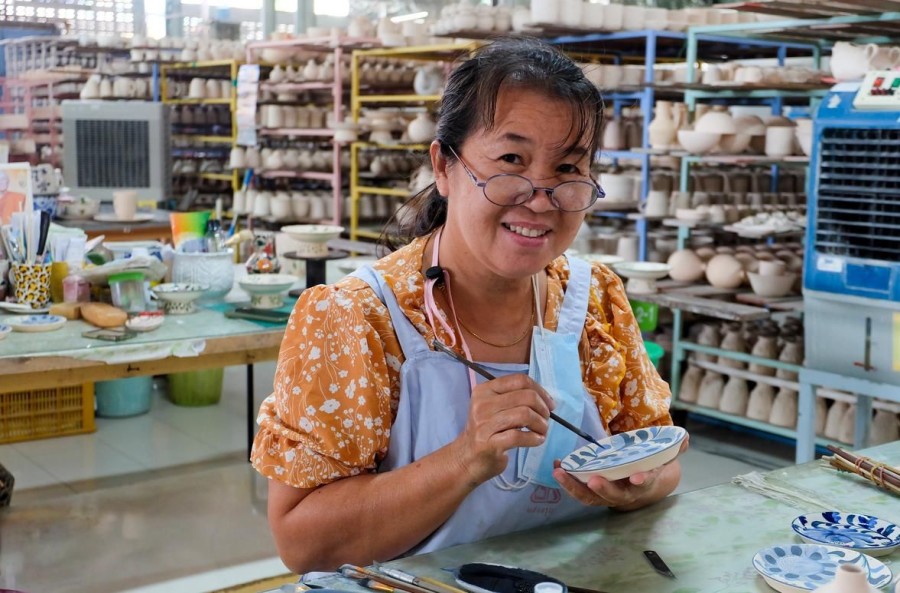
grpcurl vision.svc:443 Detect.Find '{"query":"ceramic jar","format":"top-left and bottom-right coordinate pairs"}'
top-left (749, 327), bottom-right (779, 376)
top-left (769, 388), bottom-right (798, 428)
top-left (678, 365), bottom-right (703, 404)
top-left (775, 335), bottom-right (803, 381)
top-left (830, 42), bottom-right (869, 81)
top-left (746, 383), bottom-right (775, 421)
top-left (530, 0), bottom-right (558, 24)
top-left (838, 404), bottom-right (856, 444)
top-left (870, 409), bottom-right (900, 446)
top-left (824, 400), bottom-right (849, 441)
top-left (414, 65), bottom-right (444, 96)
top-left (696, 323), bottom-right (721, 364)
top-left (667, 249), bottom-right (705, 283)
top-left (407, 112), bottom-right (436, 143)
top-left (601, 118), bottom-right (625, 151)
top-left (717, 322), bottom-right (747, 369)
top-left (697, 371), bottom-right (725, 409)
top-left (648, 100), bottom-right (677, 149)
top-left (719, 376), bottom-right (749, 416)
top-left (705, 254), bottom-right (744, 289)
top-left (816, 397), bottom-right (828, 436)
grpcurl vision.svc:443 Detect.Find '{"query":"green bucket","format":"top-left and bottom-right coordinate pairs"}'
top-left (167, 368), bottom-right (224, 406)
top-left (645, 341), bottom-right (665, 369)
top-left (630, 299), bottom-right (659, 332)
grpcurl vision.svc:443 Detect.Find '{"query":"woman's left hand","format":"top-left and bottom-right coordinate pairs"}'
top-left (551, 437), bottom-right (689, 511)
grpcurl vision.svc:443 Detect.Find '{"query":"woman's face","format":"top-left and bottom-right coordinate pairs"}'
top-left (434, 86), bottom-right (594, 281)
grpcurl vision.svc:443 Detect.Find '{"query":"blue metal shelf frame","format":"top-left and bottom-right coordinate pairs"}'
top-left (548, 30), bottom-right (686, 261)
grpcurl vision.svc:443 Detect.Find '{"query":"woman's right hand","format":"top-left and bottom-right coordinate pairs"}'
top-left (452, 374), bottom-right (556, 486)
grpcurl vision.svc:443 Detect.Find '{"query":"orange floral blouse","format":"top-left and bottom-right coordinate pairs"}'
top-left (251, 236), bottom-right (672, 488)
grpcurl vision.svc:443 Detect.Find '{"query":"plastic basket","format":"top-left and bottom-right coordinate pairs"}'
top-left (645, 341), bottom-right (665, 369)
top-left (0, 383), bottom-right (95, 444)
top-left (95, 376), bottom-right (153, 418)
top-left (630, 299), bottom-right (659, 332)
top-left (167, 368), bottom-right (224, 407)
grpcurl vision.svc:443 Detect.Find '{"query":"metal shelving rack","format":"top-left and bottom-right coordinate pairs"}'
top-left (348, 42), bottom-right (479, 241)
top-left (161, 59), bottom-right (242, 210)
top-left (245, 36), bottom-right (381, 227)
top-left (662, 8), bottom-right (900, 461)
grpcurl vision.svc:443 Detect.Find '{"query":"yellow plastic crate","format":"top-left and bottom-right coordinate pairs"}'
top-left (0, 383), bottom-right (96, 444)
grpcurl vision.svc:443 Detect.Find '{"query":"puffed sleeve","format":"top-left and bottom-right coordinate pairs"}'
top-left (250, 279), bottom-right (401, 488)
top-left (582, 264), bottom-right (672, 434)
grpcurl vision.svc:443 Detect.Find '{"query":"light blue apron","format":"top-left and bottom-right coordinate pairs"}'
top-left (351, 257), bottom-right (607, 555)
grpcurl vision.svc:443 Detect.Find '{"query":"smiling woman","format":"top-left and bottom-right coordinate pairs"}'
top-left (251, 37), bottom-right (684, 576)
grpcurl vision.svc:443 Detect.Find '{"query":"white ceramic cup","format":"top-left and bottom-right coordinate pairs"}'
top-left (758, 259), bottom-right (787, 277)
top-left (113, 190), bottom-right (138, 220)
top-left (643, 190), bottom-right (669, 218)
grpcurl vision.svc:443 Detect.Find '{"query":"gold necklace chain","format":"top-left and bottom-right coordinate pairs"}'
top-left (439, 283), bottom-right (535, 348)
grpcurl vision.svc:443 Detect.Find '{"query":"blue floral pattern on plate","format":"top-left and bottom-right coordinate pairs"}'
top-left (792, 512), bottom-right (900, 553)
top-left (752, 544), bottom-right (892, 592)
top-left (17, 315), bottom-right (65, 325)
top-left (559, 426), bottom-right (687, 473)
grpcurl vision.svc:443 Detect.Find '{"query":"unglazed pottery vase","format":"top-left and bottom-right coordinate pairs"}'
top-left (769, 387), bottom-right (798, 428)
top-left (717, 322), bottom-right (747, 370)
top-left (839, 404), bottom-right (857, 445)
top-left (824, 400), bottom-right (849, 441)
top-left (749, 330), bottom-right (779, 377)
top-left (678, 365), bottom-right (703, 404)
top-left (746, 383), bottom-right (775, 421)
top-left (695, 323), bottom-right (721, 363)
top-left (869, 408), bottom-right (900, 446)
top-left (697, 370), bottom-right (724, 409)
top-left (719, 376), bottom-right (749, 416)
top-left (816, 397), bottom-right (828, 436)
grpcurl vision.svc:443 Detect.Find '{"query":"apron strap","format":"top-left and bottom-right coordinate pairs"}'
top-left (350, 265), bottom-right (432, 358)
top-left (556, 256), bottom-right (592, 337)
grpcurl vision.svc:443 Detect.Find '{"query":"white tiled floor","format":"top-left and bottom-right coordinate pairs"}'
top-left (0, 361), bottom-right (795, 593)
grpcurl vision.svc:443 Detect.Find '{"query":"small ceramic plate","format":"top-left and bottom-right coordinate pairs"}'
top-left (792, 512), bottom-right (900, 557)
top-left (0, 324), bottom-right (10, 340)
top-left (560, 425), bottom-right (687, 482)
top-left (93, 213), bottom-right (155, 223)
top-left (0, 302), bottom-right (51, 315)
top-left (4, 315), bottom-right (67, 333)
top-left (752, 544), bottom-right (892, 593)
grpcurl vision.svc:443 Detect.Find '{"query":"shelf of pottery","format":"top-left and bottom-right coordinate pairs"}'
top-left (161, 57), bottom-right (243, 211)
top-left (237, 37), bottom-right (382, 228)
top-left (347, 42), bottom-right (479, 242)
top-left (677, 316), bottom-right (900, 449)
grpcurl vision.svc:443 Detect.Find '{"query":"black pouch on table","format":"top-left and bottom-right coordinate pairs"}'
top-left (454, 563), bottom-right (567, 593)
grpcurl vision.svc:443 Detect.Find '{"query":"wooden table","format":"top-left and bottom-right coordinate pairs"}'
top-left (305, 442), bottom-right (900, 593)
top-left (0, 308), bottom-right (284, 452)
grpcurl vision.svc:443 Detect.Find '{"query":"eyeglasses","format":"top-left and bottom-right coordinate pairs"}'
top-left (447, 146), bottom-right (604, 212)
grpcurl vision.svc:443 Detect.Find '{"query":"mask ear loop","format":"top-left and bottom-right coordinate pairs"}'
top-left (423, 227), bottom-right (477, 387)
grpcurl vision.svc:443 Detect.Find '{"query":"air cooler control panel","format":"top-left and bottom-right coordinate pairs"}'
top-left (853, 70), bottom-right (900, 110)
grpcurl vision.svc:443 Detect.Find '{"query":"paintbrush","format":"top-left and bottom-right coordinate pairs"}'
top-left (339, 565), bottom-right (434, 593)
top-left (432, 340), bottom-right (606, 449)
top-left (373, 563), bottom-right (467, 593)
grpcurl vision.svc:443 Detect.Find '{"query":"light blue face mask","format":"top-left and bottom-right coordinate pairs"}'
top-left (517, 281), bottom-right (586, 489)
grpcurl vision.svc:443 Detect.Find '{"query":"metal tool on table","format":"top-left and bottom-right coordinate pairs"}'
top-left (642, 550), bottom-right (676, 579)
top-left (432, 340), bottom-right (606, 449)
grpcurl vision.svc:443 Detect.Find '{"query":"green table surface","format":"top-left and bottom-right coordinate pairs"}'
top-left (325, 442), bottom-right (900, 593)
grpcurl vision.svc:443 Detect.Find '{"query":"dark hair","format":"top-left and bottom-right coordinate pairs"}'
top-left (381, 36), bottom-right (604, 251)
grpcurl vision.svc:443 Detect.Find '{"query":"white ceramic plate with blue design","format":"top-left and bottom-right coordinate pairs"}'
top-left (752, 544), bottom-right (892, 593)
top-left (3, 315), bottom-right (66, 333)
top-left (792, 512), bottom-right (900, 557)
top-left (560, 425), bottom-right (687, 482)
